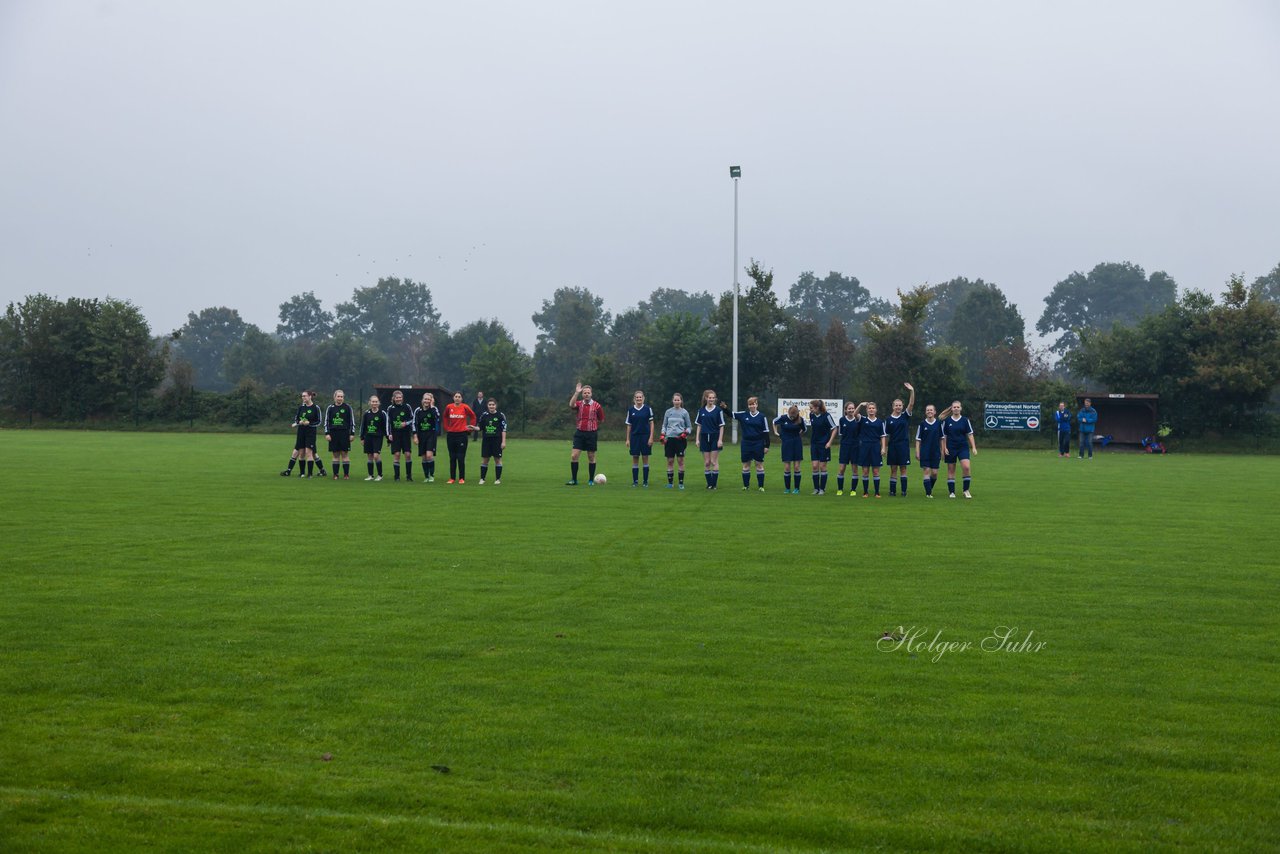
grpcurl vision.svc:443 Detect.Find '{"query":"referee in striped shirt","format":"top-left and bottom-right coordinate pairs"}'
top-left (566, 382), bottom-right (603, 485)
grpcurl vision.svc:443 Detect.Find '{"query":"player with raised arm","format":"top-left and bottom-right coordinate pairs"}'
top-left (942, 400), bottom-right (977, 498)
top-left (624, 390), bottom-right (655, 487)
top-left (658, 392), bottom-right (692, 489)
top-left (476, 399), bottom-right (507, 484)
top-left (567, 382), bottom-right (604, 486)
top-left (885, 382), bottom-right (915, 496)
top-left (732, 396), bottom-right (770, 491)
top-left (323, 389), bottom-right (356, 480)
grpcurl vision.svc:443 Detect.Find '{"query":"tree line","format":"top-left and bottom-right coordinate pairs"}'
top-left (3, 261), bottom-right (1278, 436)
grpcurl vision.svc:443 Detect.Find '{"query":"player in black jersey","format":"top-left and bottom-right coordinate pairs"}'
top-left (281, 390), bottom-right (323, 478)
top-left (413, 392), bottom-right (442, 483)
top-left (476, 399), bottom-right (508, 484)
top-left (360, 395), bottom-right (390, 481)
top-left (385, 389), bottom-right (415, 481)
top-left (324, 389), bottom-right (356, 480)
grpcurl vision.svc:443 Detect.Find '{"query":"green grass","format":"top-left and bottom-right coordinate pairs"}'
top-left (1, 432), bottom-right (1277, 852)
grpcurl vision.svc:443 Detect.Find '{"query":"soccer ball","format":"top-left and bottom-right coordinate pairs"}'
top-left (594, 473), bottom-right (607, 485)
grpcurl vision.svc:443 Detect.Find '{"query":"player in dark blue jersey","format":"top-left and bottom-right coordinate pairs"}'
top-left (323, 389), bottom-right (356, 480)
top-left (694, 389), bottom-right (726, 489)
top-left (732, 396), bottom-right (770, 491)
top-left (835, 401), bottom-right (861, 495)
top-left (413, 393), bottom-right (441, 483)
top-left (624, 391), bottom-right (655, 487)
top-left (808, 399), bottom-right (836, 494)
top-left (885, 382), bottom-right (915, 496)
top-left (914, 404), bottom-right (943, 497)
top-left (773, 405), bottom-right (806, 494)
top-left (942, 400), bottom-right (977, 498)
top-left (854, 401), bottom-right (887, 497)
top-left (476, 399), bottom-right (507, 484)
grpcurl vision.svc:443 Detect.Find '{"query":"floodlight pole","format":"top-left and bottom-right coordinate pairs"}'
top-left (730, 165), bottom-right (741, 444)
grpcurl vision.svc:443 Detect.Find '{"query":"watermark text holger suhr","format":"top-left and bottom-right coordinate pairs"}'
top-left (878, 626), bottom-right (1046, 663)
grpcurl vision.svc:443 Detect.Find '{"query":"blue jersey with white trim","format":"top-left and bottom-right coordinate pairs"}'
top-left (858, 416), bottom-right (886, 447)
top-left (886, 411), bottom-right (912, 445)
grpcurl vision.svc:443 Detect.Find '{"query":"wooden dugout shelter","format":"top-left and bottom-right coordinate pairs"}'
top-left (1077, 393), bottom-right (1159, 444)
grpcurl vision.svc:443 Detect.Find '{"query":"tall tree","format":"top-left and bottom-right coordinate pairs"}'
top-left (309, 330), bottom-right (392, 396)
top-left (432, 319), bottom-right (518, 391)
top-left (637, 312), bottom-right (721, 404)
top-left (787, 270), bottom-right (888, 335)
top-left (607, 308), bottom-right (652, 395)
top-left (1037, 261), bottom-right (1177, 355)
top-left (949, 285), bottom-right (1025, 383)
top-left (854, 286), bottom-right (966, 410)
top-left (223, 326), bottom-right (283, 387)
top-left (820, 319), bottom-right (855, 399)
top-left (1251, 262), bottom-right (1280, 304)
top-left (177, 307), bottom-right (250, 391)
top-left (1068, 276), bottom-right (1280, 434)
top-left (465, 338), bottom-right (534, 410)
top-left (87, 299), bottom-right (169, 418)
top-left (637, 287), bottom-right (716, 321)
top-left (531, 287), bottom-right (611, 395)
top-left (276, 291), bottom-right (334, 340)
top-left (780, 318), bottom-right (824, 396)
top-left (710, 260), bottom-right (793, 405)
top-left (923, 277), bottom-right (987, 346)
top-left (335, 277), bottom-right (447, 379)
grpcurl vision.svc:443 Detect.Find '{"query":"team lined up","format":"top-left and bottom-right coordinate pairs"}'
top-left (281, 389), bottom-right (507, 484)
top-left (566, 383), bottom-right (979, 499)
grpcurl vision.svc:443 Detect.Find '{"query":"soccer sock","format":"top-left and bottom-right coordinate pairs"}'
top-left (668, 470), bottom-right (674, 484)
top-left (331, 458), bottom-right (338, 475)
top-left (367, 461), bottom-right (374, 476)
top-left (742, 471), bottom-right (750, 488)
top-left (924, 476), bottom-right (933, 495)
top-left (713, 470), bottom-right (719, 487)
top-left (889, 476), bottom-right (897, 495)
top-left (812, 473), bottom-right (820, 490)
top-left (642, 464), bottom-right (649, 485)
top-left (588, 462), bottom-right (596, 482)
top-left (862, 477), bottom-right (869, 494)
top-left (633, 465), bottom-right (639, 484)
top-left (480, 464), bottom-right (488, 480)
top-left (705, 468), bottom-right (711, 487)
top-left (873, 476), bottom-right (880, 495)
top-left (315, 459), bottom-right (326, 475)
top-left (900, 476), bottom-right (907, 495)
top-left (393, 462), bottom-right (401, 479)
top-left (343, 462), bottom-right (350, 477)
top-left (495, 464), bottom-right (502, 480)
top-left (376, 460), bottom-right (383, 476)
top-left (948, 479), bottom-right (956, 495)
top-left (286, 458), bottom-right (296, 472)
top-left (963, 476), bottom-right (971, 492)
top-left (406, 461), bottom-right (413, 479)
top-left (784, 472), bottom-right (792, 490)
top-left (571, 461), bottom-right (579, 482)
top-left (677, 469), bottom-right (684, 485)
top-left (821, 472), bottom-right (828, 491)
top-left (305, 460), bottom-right (314, 476)
top-left (838, 475), bottom-right (845, 491)
top-left (757, 469), bottom-right (765, 488)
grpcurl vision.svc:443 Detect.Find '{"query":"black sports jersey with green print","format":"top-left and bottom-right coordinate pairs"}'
top-left (324, 403), bottom-right (355, 433)
top-left (413, 405), bottom-right (440, 434)
top-left (478, 411), bottom-right (506, 437)
top-left (295, 404), bottom-right (321, 426)
top-left (386, 403), bottom-right (413, 432)
top-left (361, 409), bottom-right (389, 437)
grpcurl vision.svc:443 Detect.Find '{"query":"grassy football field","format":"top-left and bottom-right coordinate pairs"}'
top-left (1, 431), bottom-right (1277, 852)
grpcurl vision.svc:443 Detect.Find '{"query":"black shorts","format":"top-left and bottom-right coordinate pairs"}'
top-left (919, 455), bottom-right (941, 470)
top-left (810, 443), bottom-right (831, 463)
top-left (664, 436), bottom-right (687, 459)
top-left (481, 436), bottom-right (504, 458)
top-left (886, 443), bottom-right (911, 466)
top-left (446, 432), bottom-right (469, 457)
top-left (362, 434), bottom-right (384, 455)
top-left (629, 435), bottom-right (652, 457)
top-left (697, 432), bottom-right (720, 454)
top-left (327, 431), bottom-right (351, 453)
top-left (389, 429), bottom-right (413, 454)
top-left (857, 445), bottom-right (883, 468)
top-left (740, 442), bottom-right (765, 463)
top-left (945, 446), bottom-right (971, 464)
top-left (416, 432), bottom-right (438, 454)
top-left (294, 428), bottom-right (316, 451)
top-left (572, 430), bottom-right (598, 452)
top-left (838, 443), bottom-right (857, 466)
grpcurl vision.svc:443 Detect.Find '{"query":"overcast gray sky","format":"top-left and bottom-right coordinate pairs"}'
top-left (2, 1), bottom-right (1278, 348)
